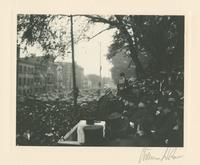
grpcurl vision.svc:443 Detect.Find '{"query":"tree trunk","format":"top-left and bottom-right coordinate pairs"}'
top-left (129, 46), bottom-right (145, 79)
top-left (85, 15), bottom-right (145, 79)
top-left (115, 16), bottom-right (145, 79)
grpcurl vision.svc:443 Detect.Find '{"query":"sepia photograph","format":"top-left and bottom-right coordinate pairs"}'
top-left (16, 14), bottom-right (184, 147)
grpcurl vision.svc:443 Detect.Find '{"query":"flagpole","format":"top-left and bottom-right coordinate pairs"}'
top-left (99, 41), bottom-right (102, 95)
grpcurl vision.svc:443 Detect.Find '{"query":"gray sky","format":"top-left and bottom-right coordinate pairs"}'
top-left (56, 26), bottom-right (116, 78)
top-left (74, 27), bottom-right (116, 77)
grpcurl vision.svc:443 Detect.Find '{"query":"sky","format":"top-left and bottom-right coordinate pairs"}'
top-left (58, 26), bottom-right (116, 78)
top-left (19, 16), bottom-right (117, 78)
top-left (74, 27), bottom-right (116, 77)
top-left (56, 17), bottom-right (117, 78)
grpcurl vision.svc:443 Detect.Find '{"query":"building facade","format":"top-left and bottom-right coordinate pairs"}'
top-left (17, 54), bottom-right (56, 96)
top-left (17, 59), bottom-right (35, 95)
top-left (17, 45), bottom-right (86, 96)
top-left (56, 62), bottom-right (85, 91)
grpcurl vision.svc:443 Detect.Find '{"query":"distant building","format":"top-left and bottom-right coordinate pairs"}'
top-left (86, 74), bottom-right (101, 89)
top-left (17, 58), bottom-right (35, 95)
top-left (102, 77), bottom-right (115, 89)
top-left (17, 48), bottom-right (56, 95)
top-left (45, 62), bottom-right (56, 91)
top-left (55, 62), bottom-right (85, 91)
top-left (17, 45), bottom-right (86, 96)
top-left (76, 64), bottom-right (84, 89)
top-left (83, 77), bottom-right (92, 89)
top-left (56, 64), bottom-right (64, 89)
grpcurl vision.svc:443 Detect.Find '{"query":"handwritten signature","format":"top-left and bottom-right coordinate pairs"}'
top-left (138, 148), bottom-right (183, 163)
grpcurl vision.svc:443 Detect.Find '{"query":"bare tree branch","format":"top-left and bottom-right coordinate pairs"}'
top-left (87, 27), bottom-right (114, 40)
top-left (83, 15), bottom-right (120, 27)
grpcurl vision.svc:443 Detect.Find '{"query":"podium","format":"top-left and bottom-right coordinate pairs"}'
top-left (57, 120), bottom-right (105, 146)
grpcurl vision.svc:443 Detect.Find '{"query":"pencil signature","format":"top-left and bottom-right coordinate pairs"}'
top-left (138, 148), bottom-right (183, 163)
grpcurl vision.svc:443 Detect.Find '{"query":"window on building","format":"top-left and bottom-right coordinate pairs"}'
top-left (24, 66), bottom-right (27, 73)
top-left (24, 78), bottom-right (26, 85)
top-left (18, 77), bottom-right (22, 86)
top-left (19, 65), bottom-right (22, 73)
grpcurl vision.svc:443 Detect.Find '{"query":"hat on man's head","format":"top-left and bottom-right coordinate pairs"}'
top-left (168, 97), bottom-right (176, 102)
top-left (138, 102), bottom-right (146, 108)
top-left (120, 72), bottom-right (125, 77)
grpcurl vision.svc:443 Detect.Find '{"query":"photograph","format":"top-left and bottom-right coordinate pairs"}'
top-left (16, 14), bottom-right (184, 147)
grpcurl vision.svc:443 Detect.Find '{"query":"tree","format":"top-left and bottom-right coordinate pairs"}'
top-left (18, 14), bottom-right (184, 79)
top-left (85, 15), bottom-right (184, 79)
top-left (109, 48), bottom-right (136, 84)
top-left (136, 16), bottom-right (184, 75)
top-left (85, 15), bottom-right (145, 78)
top-left (17, 14), bottom-right (91, 60)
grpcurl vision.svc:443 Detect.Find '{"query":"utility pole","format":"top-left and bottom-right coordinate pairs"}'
top-left (99, 41), bottom-right (102, 95)
top-left (70, 15), bottom-right (77, 106)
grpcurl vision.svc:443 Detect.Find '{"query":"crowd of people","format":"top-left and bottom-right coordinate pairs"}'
top-left (97, 70), bottom-right (183, 146)
top-left (16, 70), bottom-right (183, 146)
top-left (16, 90), bottom-right (99, 146)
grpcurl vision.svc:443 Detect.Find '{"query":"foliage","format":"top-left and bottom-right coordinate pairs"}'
top-left (17, 14), bottom-right (91, 60)
top-left (109, 49), bottom-right (135, 84)
top-left (85, 15), bottom-right (184, 78)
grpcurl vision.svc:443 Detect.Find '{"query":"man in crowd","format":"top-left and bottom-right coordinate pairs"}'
top-left (117, 72), bottom-right (129, 99)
